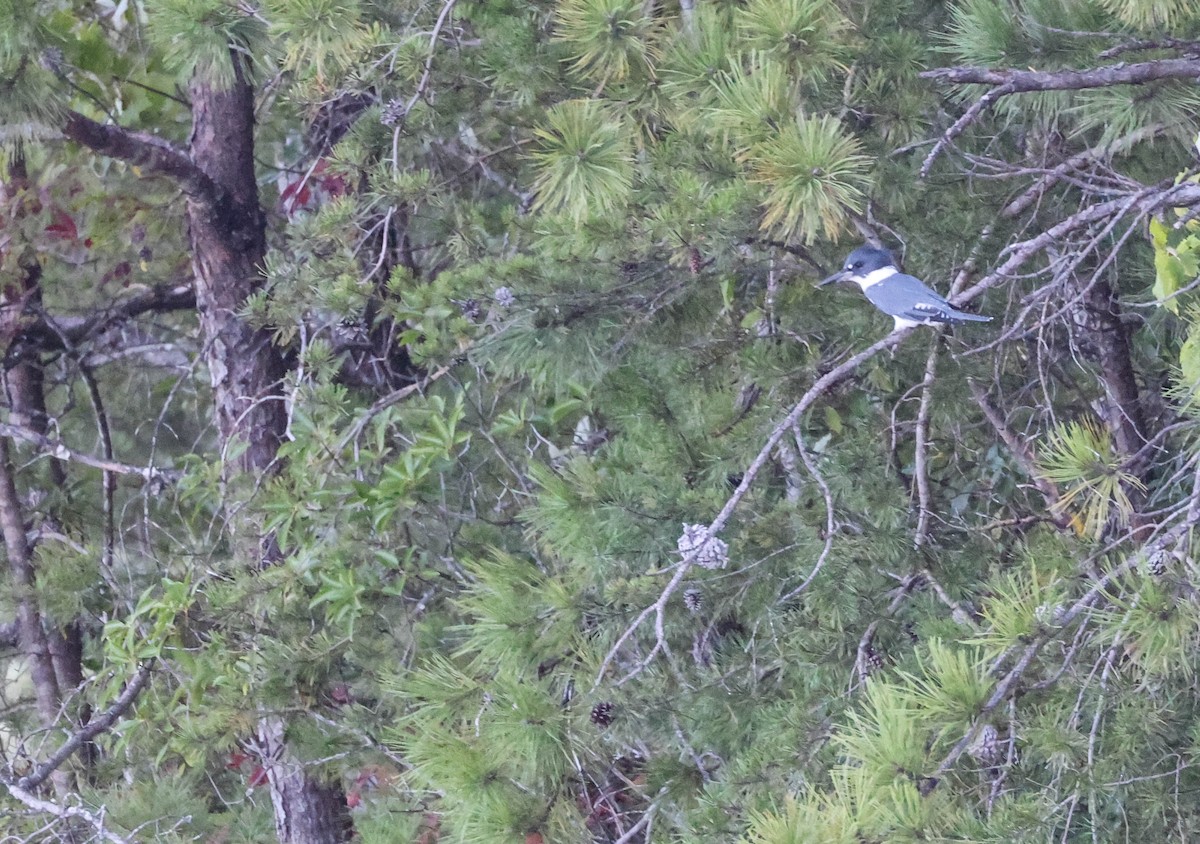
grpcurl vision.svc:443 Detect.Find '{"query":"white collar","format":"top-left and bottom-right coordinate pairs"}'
top-left (853, 266), bottom-right (899, 290)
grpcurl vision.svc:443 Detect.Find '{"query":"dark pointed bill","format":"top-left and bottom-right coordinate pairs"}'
top-left (818, 269), bottom-right (845, 287)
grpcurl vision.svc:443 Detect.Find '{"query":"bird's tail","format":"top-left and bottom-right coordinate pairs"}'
top-left (949, 311), bottom-right (991, 323)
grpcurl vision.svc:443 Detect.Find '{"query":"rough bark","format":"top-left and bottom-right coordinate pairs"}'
top-left (1070, 277), bottom-right (1150, 460)
top-left (922, 57), bottom-right (1200, 92)
top-left (186, 72), bottom-right (288, 476)
top-left (184, 64), bottom-right (350, 842)
top-left (257, 716), bottom-right (353, 844)
top-left (0, 437), bottom-right (68, 798)
top-left (1, 155), bottom-right (88, 791)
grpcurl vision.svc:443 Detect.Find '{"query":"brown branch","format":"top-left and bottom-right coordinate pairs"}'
top-left (0, 439), bottom-right (61, 723)
top-left (969, 381), bottom-right (1069, 528)
top-left (952, 181), bottom-right (1200, 311)
top-left (18, 663), bottom-right (153, 791)
top-left (22, 281), bottom-right (196, 352)
top-left (921, 57), bottom-right (1200, 92)
top-left (1000, 124), bottom-right (1167, 219)
top-left (920, 82), bottom-right (1015, 177)
top-left (913, 337), bottom-right (941, 547)
top-left (919, 58), bottom-right (1200, 176)
top-left (61, 110), bottom-right (218, 201)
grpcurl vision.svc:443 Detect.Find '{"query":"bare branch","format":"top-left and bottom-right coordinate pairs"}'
top-left (0, 420), bottom-right (179, 483)
top-left (19, 663), bottom-right (153, 791)
top-left (969, 381), bottom-right (1069, 527)
top-left (919, 57), bottom-right (1200, 175)
top-left (24, 281), bottom-right (195, 352)
top-left (913, 337), bottom-right (941, 547)
top-left (921, 56), bottom-right (1200, 92)
top-left (3, 782), bottom-right (137, 844)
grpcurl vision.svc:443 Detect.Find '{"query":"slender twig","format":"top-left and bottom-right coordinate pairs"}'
top-left (338, 364), bottom-right (452, 451)
top-left (777, 425), bottom-right (836, 603)
top-left (79, 366), bottom-right (115, 571)
top-left (913, 336), bottom-right (941, 547)
top-left (920, 82), bottom-right (1016, 177)
top-left (0, 420), bottom-right (177, 483)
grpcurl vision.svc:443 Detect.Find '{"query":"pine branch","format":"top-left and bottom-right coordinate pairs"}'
top-left (60, 110), bottom-right (219, 202)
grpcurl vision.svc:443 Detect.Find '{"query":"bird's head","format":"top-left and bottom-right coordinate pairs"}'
top-left (819, 245), bottom-right (898, 287)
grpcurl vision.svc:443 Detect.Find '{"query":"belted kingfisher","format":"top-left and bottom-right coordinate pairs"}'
top-left (819, 245), bottom-right (991, 331)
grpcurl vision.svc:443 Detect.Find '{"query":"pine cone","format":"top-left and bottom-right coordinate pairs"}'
top-left (683, 588), bottom-right (703, 613)
top-left (590, 701), bottom-right (615, 727)
top-left (380, 98), bottom-right (407, 127)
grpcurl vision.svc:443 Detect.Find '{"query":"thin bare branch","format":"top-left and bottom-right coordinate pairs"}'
top-left (19, 663), bottom-right (153, 791)
top-left (0, 421), bottom-right (178, 483)
top-left (3, 782), bottom-right (137, 844)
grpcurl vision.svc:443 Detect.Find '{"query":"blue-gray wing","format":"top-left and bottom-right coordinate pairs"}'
top-left (865, 274), bottom-right (991, 324)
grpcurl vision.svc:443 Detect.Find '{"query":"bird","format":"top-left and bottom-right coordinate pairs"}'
top-left (819, 245), bottom-right (991, 331)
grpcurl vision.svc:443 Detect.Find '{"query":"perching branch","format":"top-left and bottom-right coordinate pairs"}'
top-left (921, 57), bottom-right (1200, 92)
top-left (596, 330), bottom-right (913, 685)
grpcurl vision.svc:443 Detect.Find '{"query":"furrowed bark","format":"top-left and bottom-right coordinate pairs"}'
top-left (1, 155), bottom-right (88, 792)
top-left (185, 63), bottom-right (350, 844)
top-left (0, 437), bottom-right (68, 798)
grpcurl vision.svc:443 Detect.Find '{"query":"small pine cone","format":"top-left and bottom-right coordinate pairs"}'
top-left (683, 588), bottom-right (703, 614)
top-left (590, 701), bottom-right (615, 727)
top-left (458, 298), bottom-right (482, 321)
top-left (380, 98), bottom-right (407, 127)
top-left (688, 248), bottom-right (702, 275)
top-left (863, 645), bottom-right (884, 675)
top-left (969, 723), bottom-right (1002, 765)
top-left (494, 286), bottom-right (515, 308)
top-left (902, 621), bottom-right (919, 644)
top-left (1144, 549), bottom-right (1168, 578)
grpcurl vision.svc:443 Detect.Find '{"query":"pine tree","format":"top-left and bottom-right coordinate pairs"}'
top-left (2, 0), bottom-right (1200, 842)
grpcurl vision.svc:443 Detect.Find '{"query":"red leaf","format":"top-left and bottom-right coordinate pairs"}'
top-left (45, 209), bottom-right (77, 241)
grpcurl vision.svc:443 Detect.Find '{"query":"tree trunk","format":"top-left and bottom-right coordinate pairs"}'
top-left (0, 437), bottom-right (69, 799)
top-left (185, 64), bottom-right (350, 843)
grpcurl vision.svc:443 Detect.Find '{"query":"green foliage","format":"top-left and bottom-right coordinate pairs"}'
top-left (9, 0), bottom-right (1200, 842)
top-left (530, 98), bottom-right (635, 222)
top-left (554, 0), bottom-right (657, 82)
top-left (736, 0), bottom-right (850, 84)
top-left (1037, 417), bottom-right (1144, 538)
top-left (147, 0), bottom-right (269, 85)
top-left (744, 114), bottom-right (872, 242)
